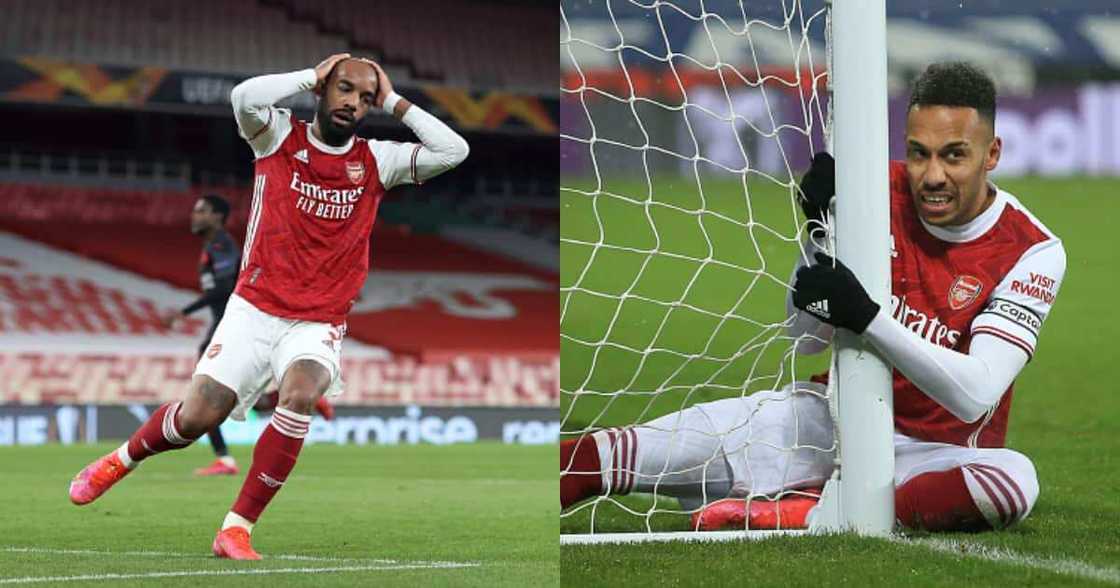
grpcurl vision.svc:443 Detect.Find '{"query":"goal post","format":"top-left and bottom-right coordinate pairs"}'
top-left (560, 0), bottom-right (893, 542)
top-left (809, 0), bottom-right (894, 536)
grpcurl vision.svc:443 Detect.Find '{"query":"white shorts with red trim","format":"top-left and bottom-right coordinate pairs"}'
top-left (194, 294), bottom-right (344, 420)
top-left (895, 433), bottom-right (1038, 529)
top-left (610, 382), bottom-right (1039, 527)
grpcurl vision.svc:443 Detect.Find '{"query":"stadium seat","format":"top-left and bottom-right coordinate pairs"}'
top-left (3, 0), bottom-right (554, 93)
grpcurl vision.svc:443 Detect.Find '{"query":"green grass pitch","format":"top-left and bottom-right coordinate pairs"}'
top-left (560, 175), bottom-right (1120, 586)
top-left (0, 442), bottom-right (556, 586)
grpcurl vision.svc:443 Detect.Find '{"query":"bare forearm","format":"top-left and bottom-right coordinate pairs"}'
top-left (391, 96), bottom-right (412, 120)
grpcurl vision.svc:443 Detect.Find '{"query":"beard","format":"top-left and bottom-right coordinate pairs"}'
top-left (316, 101), bottom-right (357, 146)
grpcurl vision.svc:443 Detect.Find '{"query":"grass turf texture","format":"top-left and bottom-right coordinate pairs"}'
top-left (0, 442), bottom-right (556, 587)
top-left (560, 175), bottom-right (1120, 585)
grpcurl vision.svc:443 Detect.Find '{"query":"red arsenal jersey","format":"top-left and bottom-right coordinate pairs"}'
top-left (886, 161), bottom-right (1065, 447)
top-left (235, 117), bottom-right (413, 324)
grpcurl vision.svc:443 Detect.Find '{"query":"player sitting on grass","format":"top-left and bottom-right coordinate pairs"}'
top-left (561, 62), bottom-right (1065, 533)
top-left (69, 53), bottom-right (469, 559)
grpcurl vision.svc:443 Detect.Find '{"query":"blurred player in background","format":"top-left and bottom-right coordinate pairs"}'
top-left (161, 194), bottom-right (242, 476)
top-left (70, 53), bottom-right (469, 559)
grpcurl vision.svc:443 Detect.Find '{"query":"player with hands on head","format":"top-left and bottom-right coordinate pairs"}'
top-left (69, 53), bottom-right (469, 559)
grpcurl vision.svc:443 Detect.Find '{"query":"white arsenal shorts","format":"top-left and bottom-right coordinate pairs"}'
top-left (194, 294), bottom-right (344, 420)
top-left (604, 381), bottom-right (1039, 526)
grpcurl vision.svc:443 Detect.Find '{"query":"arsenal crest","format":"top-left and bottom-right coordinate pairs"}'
top-left (948, 275), bottom-right (983, 310)
top-left (346, 161), bottom-right (365, 184)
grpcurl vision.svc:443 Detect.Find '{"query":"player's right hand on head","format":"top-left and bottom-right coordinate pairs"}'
top-left (313, 53), bottom-right (352, 95)
top-left (798, 152), bottom-right (835, 224)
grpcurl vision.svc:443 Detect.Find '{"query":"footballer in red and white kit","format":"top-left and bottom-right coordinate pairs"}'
top-left (68, 54), bottom-right (469, 559)
top-left (560, 62), bottom-right (1065, 533)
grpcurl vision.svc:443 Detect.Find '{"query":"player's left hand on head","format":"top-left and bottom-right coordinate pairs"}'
top-left (357, 58), bottom-right (393, 109)
top-left (792, 252), bottom-right (880, 334)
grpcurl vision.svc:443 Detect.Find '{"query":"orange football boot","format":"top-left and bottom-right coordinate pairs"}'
top-left (314, 396), bottom-right (335, 421)
top-left (212, 527), bottom-right (261, 560)
top-left (194, 459), bottom-right (239, 476)
top-left (69, 451), bottom-right (132, 505)
top-left (691, 489), bottom-right (822, 531)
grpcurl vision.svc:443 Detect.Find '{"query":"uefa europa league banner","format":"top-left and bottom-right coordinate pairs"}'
top-left (0, 57), bottom-right (558, 135)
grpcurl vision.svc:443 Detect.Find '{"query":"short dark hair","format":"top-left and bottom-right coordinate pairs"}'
top-left (326, 58), bottom-right (380, 96)
top-left (200, 194), bottom-right (231, 223)
top-left (908, 62), bottom-right (996, 128)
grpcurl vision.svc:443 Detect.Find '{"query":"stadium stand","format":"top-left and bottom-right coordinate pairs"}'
top-left (0, 181), bottom-right (557, 357)
top-left (1, 0), bottom-right (555, 93)
top-left (0, 0), bottom-right (559, 412)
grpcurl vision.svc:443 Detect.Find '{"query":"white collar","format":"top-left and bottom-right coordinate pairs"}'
top-left (306, 121), bottom-right (354, 154)
top-left (919, 183), bottom-right (1006, 243)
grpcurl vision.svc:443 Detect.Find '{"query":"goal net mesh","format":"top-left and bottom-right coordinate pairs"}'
top-left (560, 0), bottom-right (836, 535)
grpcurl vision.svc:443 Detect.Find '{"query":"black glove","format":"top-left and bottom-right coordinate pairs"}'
top-left (798, 152), bottom-right (835, 224)
top-left (792, 252), bottom-right (880, 334)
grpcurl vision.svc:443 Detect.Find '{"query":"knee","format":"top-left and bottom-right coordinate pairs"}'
top-left (975, 449), bottom-right (1039, 528)
top-left (177, 401), bottom-right (225, 438)
top-left (278, 387), bottom-right (321, 414)
top-left (179, 377), bottom-right (235, 438)
top-left (278, 359), bottom-right (330, 414)
top-left (995, 449), bottom-right (1039, 515)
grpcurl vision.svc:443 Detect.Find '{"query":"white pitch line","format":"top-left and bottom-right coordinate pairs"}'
top-left (1, 547), bottom-right (392, 564)
top-left (560, 530), bottom-right (809, 545)
top-left (904, 537), bottom-right (1120, 585)
top-left (0, 562), bottom-right (480, 585)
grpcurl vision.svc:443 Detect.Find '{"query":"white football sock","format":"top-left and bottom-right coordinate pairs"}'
top-left (116, 442), bottom-right (136, 469)
top-left (222, 511), bottom-right (255, 533)
top-left (219, 456), bottom-right (236, 467)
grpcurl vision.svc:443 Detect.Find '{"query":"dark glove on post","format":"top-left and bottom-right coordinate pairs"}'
top-left (792, 252), bottom-right (880, 334)
top-left (798, 152), bottom-right (835, 224)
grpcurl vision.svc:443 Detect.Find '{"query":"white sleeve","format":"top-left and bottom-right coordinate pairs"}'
top-left (969, 238), bottom-right (1065, 359)
top-left (863, 310), bottom-right (1026, 422)
top-left (230, 69), bottom-right (316, 158)
top-left (368, 104), bottom-right (469, 190)
top-left (861, 237), bottom-right (1065, 422)
top-left (787, 243), bottom-right (834, 355)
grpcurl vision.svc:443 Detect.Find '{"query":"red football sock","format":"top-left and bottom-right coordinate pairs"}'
top-left (125, 402), bottom-right (197, 463)
top-left (895, 467), bottom-right (991, 532)
top-left (231, 407), bottom-right (310, 523)
top-left (561, 435), bottom-right (603, 509)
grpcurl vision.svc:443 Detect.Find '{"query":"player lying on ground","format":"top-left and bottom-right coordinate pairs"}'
top-left (70, 53), bottom-right (469, 558)
top-left (561, 62), bottom-right (1066, 532)
top-left (161, 195), bottom-right (335, 477)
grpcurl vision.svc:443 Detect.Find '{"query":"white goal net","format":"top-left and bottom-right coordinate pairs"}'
top-left (560, 0), bottom-right (892, 541)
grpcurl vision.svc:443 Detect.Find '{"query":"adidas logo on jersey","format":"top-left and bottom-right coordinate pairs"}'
top-left (294, 149), bottom-right (309, 164)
